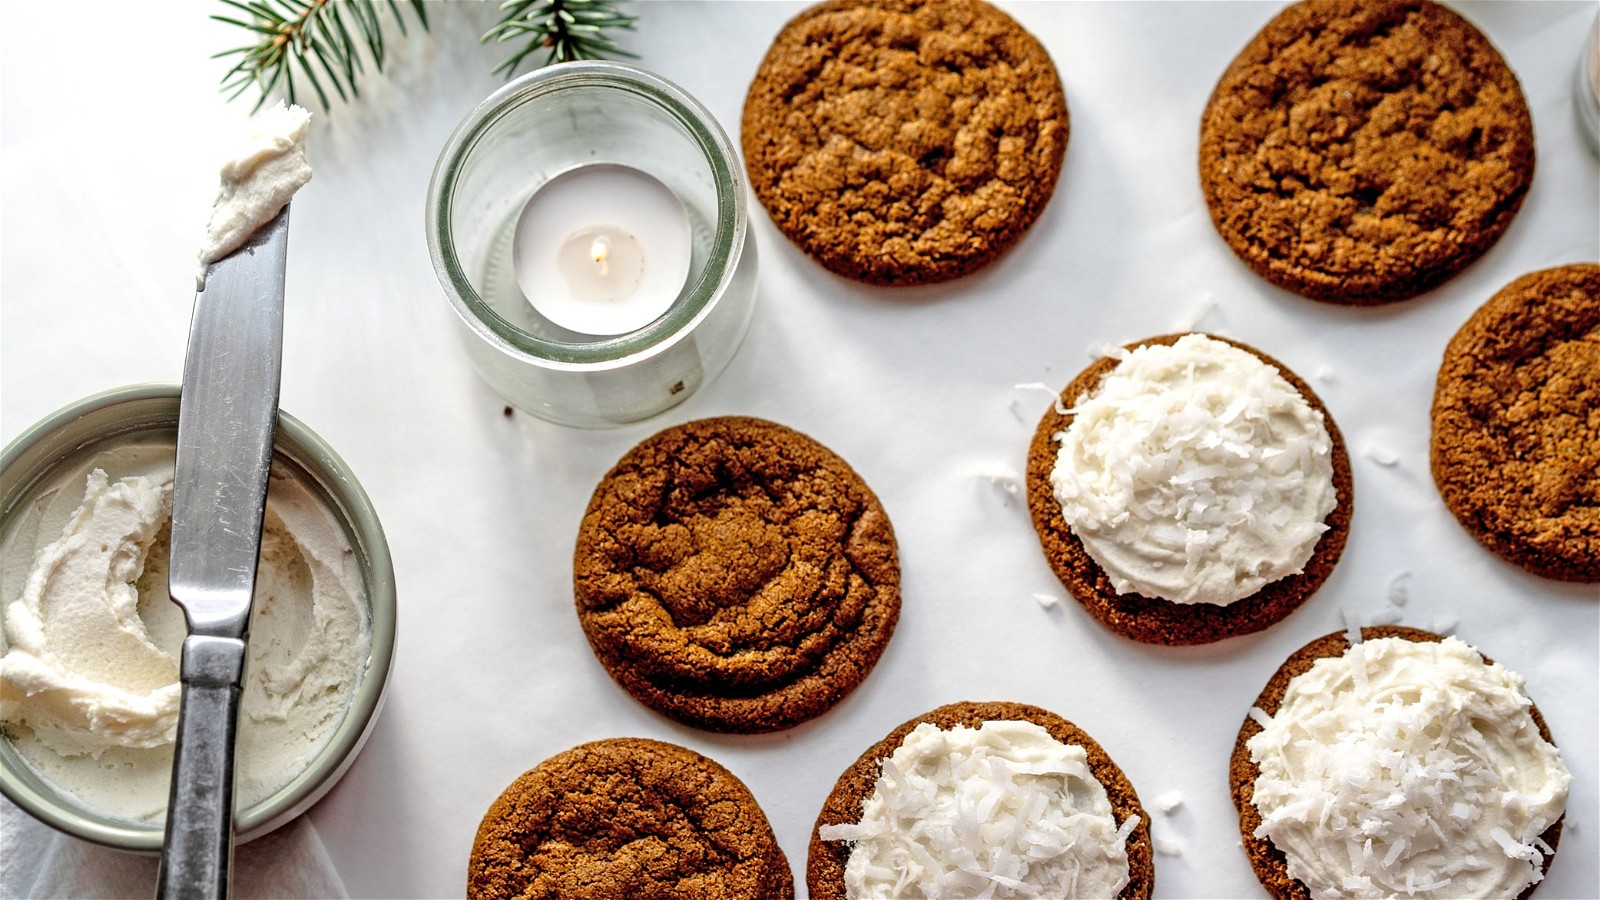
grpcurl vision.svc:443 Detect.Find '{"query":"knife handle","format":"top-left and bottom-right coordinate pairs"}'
top-left (157, 635), bottom-right (247, 900)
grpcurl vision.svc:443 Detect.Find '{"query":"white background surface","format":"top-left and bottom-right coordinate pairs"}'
top-left (3, 2), bottom-right (1597, 897)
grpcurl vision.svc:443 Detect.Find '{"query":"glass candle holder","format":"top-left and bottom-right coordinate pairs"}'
top-left (1580, 11), bottom-right (1600, 157)
top-left (427, 61), bottom-right (758, 428)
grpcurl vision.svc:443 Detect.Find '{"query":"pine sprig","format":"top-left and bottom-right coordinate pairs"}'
top-left (213, 0), bottom-right (429, 112)
top-left (483, 0), bottom-right (638, 78)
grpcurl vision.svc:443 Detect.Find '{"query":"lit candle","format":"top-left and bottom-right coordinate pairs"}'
top-left (512, 163), bottom-right (692, 335)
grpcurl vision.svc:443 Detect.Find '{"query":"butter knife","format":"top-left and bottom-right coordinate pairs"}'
top-left (157, 206), bottom-right (289, 900)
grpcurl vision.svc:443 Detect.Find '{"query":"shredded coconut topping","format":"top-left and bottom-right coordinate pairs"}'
top-left (819, 720), bottom-right (1134, 899)
top-left (1248, 637), bottom-right (1571, 899)
top-left (1049, 334), bottom-right (1337, 605)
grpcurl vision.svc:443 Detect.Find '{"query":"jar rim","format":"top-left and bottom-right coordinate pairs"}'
top-left (0, 384), bottom-right (396, 852)
top-left (425, 61), bottom-right (747, 370)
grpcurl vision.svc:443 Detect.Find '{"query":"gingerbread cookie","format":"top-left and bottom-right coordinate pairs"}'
top-left (468, 738), bottom-right (793, 899)
top-left (808, 700), bottom-right (1153, 899)
top-left (1200, 0), bottom-right (1535, 304)
top-left (1431, 263), bottom-right (1600, 581)
top-left (1231, 627), bottom-right (1567, 899)
top-left (741, 0), bottom-right (1068, 286)
top-left (574, 416), bottom-right (900, 733)
top-left (1026, 333), bottom-right (1352, 645)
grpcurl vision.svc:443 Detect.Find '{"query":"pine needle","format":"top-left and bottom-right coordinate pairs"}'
top-left (483, 0), bottom-right (637, 78)
top-left (212, 0), bottom-right (428, 113)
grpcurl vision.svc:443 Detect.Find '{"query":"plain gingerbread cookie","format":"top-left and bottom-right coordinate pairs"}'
top-left (1200, 0), bottom-right (1534, 304)
top-left (574, 416), bottom-right (900, 732)
top-left (1431, 263), bottom-right (1600, 581)
top-left (469, 738), bottom-right (794, 899)
top-left (741, 0), bottom-right (1069, 286)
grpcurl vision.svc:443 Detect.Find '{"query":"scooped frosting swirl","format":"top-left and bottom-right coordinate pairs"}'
top-left (1050, 334), bottom-right (1336, 605)
top-left (1247, 636), bottom-right (1570, 899)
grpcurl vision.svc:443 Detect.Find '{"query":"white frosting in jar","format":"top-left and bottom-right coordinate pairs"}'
top-left (818, 720), bottom-right (1136, 899)
top-left (0, 463), bottom-right (367, 822)
top-left (196, 101), bottom-right (312, 287)
top-left (1050, 333), bottom-right (1336, 605)
top-left (1248, 636), bottom-right (1571, 899)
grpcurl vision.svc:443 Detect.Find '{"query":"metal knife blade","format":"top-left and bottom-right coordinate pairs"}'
top-left (157, 205), bottom-right (289, 900)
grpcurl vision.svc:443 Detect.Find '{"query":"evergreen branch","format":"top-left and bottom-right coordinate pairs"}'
top-left (484, 0), bottom-right (638, 79)
top-left (211, 0), bottom-right (427, 113)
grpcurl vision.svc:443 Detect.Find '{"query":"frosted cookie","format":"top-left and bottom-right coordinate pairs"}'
top-left (1231, 627), bottom-right (1569, 899)
top-left (741, 0), bottom-right (1068, 285)
top-left (1199, 0), bottom-right (1535, 304)
top-left (809, 700), bottom-right (1153, 899)
top-left (574, 416), bottom-right (900, 733)
top-left (468, 738), bottom-right (794, 899)
top-left (1431, 264), bottom-right (1600, 582)
top-left (1026, 333), bottom-right (1352, 644)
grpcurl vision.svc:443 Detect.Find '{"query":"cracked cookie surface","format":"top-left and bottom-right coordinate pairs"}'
top-left (468, 738), bottom-right (794, 900)
top-left (1199, 0), bottom-right (1534, 304)
top-left (1431, 264), bottom-right (1600, 581)
top-left (741, 0), bottom-right (1068, 286)
top-left (575, 416), bottom-right (899, 732)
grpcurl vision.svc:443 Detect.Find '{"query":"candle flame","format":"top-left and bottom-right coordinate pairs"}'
top-left (591, 236), bottom-right (610, 278)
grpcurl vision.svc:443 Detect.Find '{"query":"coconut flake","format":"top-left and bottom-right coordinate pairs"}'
top-left (1363, 443), bottom-right (1400, 467)
top-left (1343, 606), bottom-right (1364, 645)
top-left (1246, 637), bottom-right (1571, 899)
top-left (1014, 382), bottom-right (1069, 416)
top-left (1169, 292), bottom-right (1217, 331)
top-left (1248, 706), bottom-right (1274, 729)
top-left (961, 461), bottom-right (1022, 497)
top-left (1369, 607), bottom-right (1404, 626)
top-left (1155, 791), bottom-right (1184, 814)
top-left (823, 721), bottom-right (1133, 898)
top-left (1388, 573), bottom-right (1411, 607)
top-left (1047, 335), bottom-right (1337, 606)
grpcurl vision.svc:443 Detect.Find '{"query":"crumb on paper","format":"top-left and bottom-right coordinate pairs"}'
top-left (1169, 291), bottom-right (1217, 332)
top-left (1155, 791), bottom-right (1184, 814)
top-left (1033, 591), bottom-right (1063, 609)
top-left (1154, 838), bottom-right (1184, 858)
top-left (1363, 443), bottom-right (1400, 467)
top-left (1388, 572), bottom-right (1411, 607)
top-left (1314, 364), bottom-right (1335, 384)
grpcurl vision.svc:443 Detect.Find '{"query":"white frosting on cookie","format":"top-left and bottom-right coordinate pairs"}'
top-left (1050, 334), bottom-right (1336, 605)
top-left (1248, 636), bottom-right (1570, 899)
top-left (819, 720), bottom-right (1136, 899)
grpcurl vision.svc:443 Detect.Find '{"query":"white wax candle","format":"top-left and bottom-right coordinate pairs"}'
top-left (512, 163), bottom-right (692, 336)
